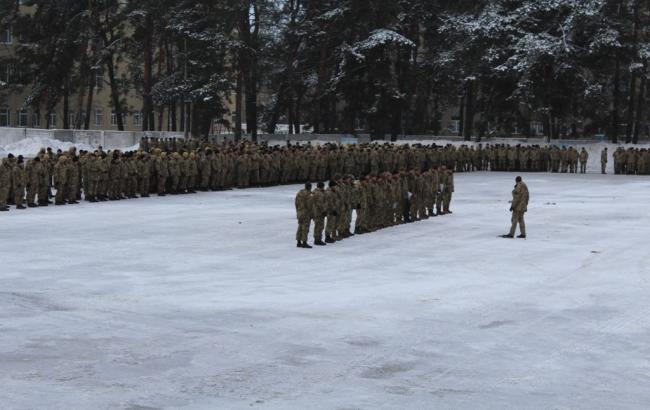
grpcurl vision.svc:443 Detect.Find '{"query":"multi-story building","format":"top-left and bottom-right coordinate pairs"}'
top-left (1, 19), bottom-right (141, 131)
top-left (0, 3), bottom-right (240, 135)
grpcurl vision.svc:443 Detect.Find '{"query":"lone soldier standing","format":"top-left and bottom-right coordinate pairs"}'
top-left (501, 176), bottom-right (529, 239)
top-left (295, 182), bottom-right (313, 248)
top-left (601, 147), bottom-right (608, 174)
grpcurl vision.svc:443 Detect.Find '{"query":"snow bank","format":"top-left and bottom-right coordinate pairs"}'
top-left (0, 137), bottom-right (94, 157)
top-left (0, 136), bottom-right (140, 157)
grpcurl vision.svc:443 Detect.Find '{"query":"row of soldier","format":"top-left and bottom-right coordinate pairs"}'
top-left (141, 140), bottom-right (600, 176)
top-left (294, 168), bottom-right (454, 248)
top-left (0, 140), bottom-right (644, 212)
top-left (612, 147), bottom-right (650, 175)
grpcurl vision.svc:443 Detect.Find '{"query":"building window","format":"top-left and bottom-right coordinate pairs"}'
top-left (95, 70), bottom-right (104, 90)
top-left (133, 111), bottom-right (142, 126)
top-left (17, 109), bottom-right (28, 127)
top-left (49, 112), bottom-right (57, 128)
top-left (0, 28), bottom-right (11, 44)
top-left (111, 111), bottom-right (126, 127)
top-left (18, 31), bottom-right (28, 44)
top-left (0, 108), bottom-right (9, 126)
top-left (68, 112), bottom-right (76, 128)
top-left (32, 111), bottom-right (40, 128)
top-left (449, 118), bottom-right (460, 134)
top-left (95, 108), bottom-right (103, 126)
top-left (530, 121), bottom-right (544, 136)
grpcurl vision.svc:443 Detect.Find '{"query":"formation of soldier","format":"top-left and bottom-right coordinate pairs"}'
top-left (295, 168), bottom-right (454, 248)
top-left (612, 147), bottom-right (650, 175)
top-left (0, 137), bottom-right (646, 213)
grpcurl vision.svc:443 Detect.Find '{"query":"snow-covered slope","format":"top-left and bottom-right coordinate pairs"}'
top-left (1, 172), bottom-right (649, 409)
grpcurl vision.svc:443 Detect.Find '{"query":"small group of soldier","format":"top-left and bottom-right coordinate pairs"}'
top-left (457, 144), bottom-right (590, 173)
top-left (611, 147), bottom-right (650, 175)
top-left (294, 168), bottom-right (454, 248)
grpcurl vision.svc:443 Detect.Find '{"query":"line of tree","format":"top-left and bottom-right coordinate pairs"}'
top-left (0, 0), bottom-right (649, 142)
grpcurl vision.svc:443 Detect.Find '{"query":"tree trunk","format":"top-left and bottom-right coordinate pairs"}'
top-left (84, 71), bottom-right (95, 130)
top-left (142, 17), bottom-right (154, 131)
top-left (458, 94), bottom-right (465, 137)
top-left (626, 73), bottom-right (637, 143)
top-left (633, 74), bottom-right (646, 144)
top-left (62, 80), bottom-right (70, 129)
top-left (611, 56), bottom-right (621, 143)
top-left (106, 53), bottom-right (124, 130)
top-left (463, 79), bottom-right (475, 141)
top-left (235, 68), bottom-right (243, 140)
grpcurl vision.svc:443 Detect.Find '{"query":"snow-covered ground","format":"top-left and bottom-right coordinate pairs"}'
top-left (1, 172), bottom-right (650, 410)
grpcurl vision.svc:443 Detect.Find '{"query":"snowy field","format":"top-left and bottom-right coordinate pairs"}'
top-left (2, 172), bottom-right (650, 410)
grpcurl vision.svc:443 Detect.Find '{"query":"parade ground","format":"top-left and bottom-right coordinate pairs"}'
top-left (1, 172), bottom-right (649, 409)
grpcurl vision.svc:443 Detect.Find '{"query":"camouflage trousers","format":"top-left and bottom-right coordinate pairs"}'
top-left (201, 172), bottom-right (211, 189)
top-left (296, 216), bottom-right (311, 242)
top-left (39, 177), bottom-right (50, 203)
top-left (26, 182), bottom-right (39, 205)
top-left (0, 185), bottom-right (8, 208)
top-left (157, 176), bottom-right (167, 194)
top-left (326, 214), bottom-right (338, 238)
top-left (337, 207), bottom-right (350, 233)
top-left (443, 191), bottom-right (452, 213)
top-left (14, 185), bottom-right (25, 205)
top-left (55, 183), bottom-right (68, 204)
top-left (601, 162), bottom-right (607, 174)
top-left (356, 207), bottom-right (368, 230)
top-left (86, 179), bottom-right (99, 199)
top-left (509, 211), bottom-right (526, 236)
top-left (314, 217), bottom-right (325, 241)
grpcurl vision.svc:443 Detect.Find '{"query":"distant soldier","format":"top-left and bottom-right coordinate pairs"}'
top-left (501, 176), bottom-right (529, 239)
top-left (295, 182), bottom-right (313, 248)
top-left (311, 182), bottom-right (328, 246)
top-left (325, 181), bottom-right (340, 243)
top-left (68, 156), bottom-right (80, 204)
top-left (601, 147), bottom-right (608, 174)
top-left (0, 155), bottom-right (12, 211)
top-left (54, 155), bottom-right (69, 205)
top-left (12, 155), bottom-right (26, 209)
top-left (442, 169), bottom-right (454, 214)
top-left (25, 156), bottom-right (43, 207)
top-left (579, 148), bottom-right (588, 174)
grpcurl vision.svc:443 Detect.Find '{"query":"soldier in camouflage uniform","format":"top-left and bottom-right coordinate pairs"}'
top-left (311, 181), bottom-right (328, 245)
top-left (295, 182), bottom-right (313, 248)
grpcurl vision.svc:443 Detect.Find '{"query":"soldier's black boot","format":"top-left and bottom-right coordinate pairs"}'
top-left (297, 241), bottom-right (302, 248)
top-left (0, 207), bottom-right (9, 212)
top-left (500, 234), bottom-right (514, 238)
top-left (16, 204), bottom-right (26, 210)
top-left (302, 241), bottom-right (313, 249)
top-left (314, 240), bottom-right (326, 246)
top-left (325, 234), bottom-right (334, 244)
top-left (517, 234), bottom-right (526, 239)
top-left (28, 203), bottom-right (38, 208)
